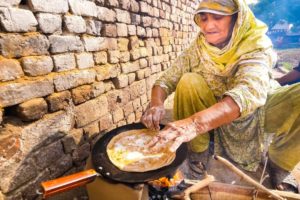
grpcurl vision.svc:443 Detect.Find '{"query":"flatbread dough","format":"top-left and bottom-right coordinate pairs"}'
top-left (107, 129), bottom-right (176, 172)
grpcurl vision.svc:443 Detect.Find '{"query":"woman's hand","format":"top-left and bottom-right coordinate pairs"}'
top-left (141, 104), bottom-right (166, 131)
top-left (147, 96), bottom-right (241, 152)
top-left (148, 117), bottom-right (199, 152)
top-left (141, 86), bottom-right (168, 131)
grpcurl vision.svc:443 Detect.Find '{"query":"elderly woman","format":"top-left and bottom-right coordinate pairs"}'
top-left (141, 0), bottom-right (300, 192)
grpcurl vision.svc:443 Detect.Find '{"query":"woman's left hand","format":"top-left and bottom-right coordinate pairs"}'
top-left (148, 117), bottom-right (198, 152)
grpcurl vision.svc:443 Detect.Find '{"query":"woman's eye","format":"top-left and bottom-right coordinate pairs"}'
top-left (213, 15), bottom-right (224, 20)
top-left (200, 15), bottom-right (207, 21)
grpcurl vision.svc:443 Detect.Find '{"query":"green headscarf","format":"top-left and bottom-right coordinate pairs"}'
top-left (195, 0), bottom-right (276, 72)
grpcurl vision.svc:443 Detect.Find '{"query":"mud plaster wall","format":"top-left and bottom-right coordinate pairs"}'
top-left (0, 0), bottom-right (199, 199)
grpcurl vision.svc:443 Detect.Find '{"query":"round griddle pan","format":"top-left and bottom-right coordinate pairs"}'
top-left (92, 123), bottom-right (188, 183)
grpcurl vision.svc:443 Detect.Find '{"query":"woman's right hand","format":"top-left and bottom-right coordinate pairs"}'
top-left (141, 103), bottom-right (166, 131)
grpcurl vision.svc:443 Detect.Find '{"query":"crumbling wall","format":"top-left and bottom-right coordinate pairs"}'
top-left (0, 0), bottom-right (199, 199)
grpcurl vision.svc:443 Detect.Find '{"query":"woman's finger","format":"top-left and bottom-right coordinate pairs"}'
top-left (169, 137), bottom-right (185, 152)
top-left (157, 128), bottom-right (178, 141)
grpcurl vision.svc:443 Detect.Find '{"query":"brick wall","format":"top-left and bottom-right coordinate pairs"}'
top-left (0, 0), bottom-right (198, 199)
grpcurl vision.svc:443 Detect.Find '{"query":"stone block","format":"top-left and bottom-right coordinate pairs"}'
top-left (62, 128), bottom-right (84, 153)
top-left (130, 13), bottom-right (140, 25)
top-left (119, 0), bottom-right (131, 10)
top-left (53, 69), bottom-right (95, 91)
top-left (83, 36), bottom-right (107, 52)
top-left (14, 98), bottom-right (48, 121)
top-left (140, 47), bottom-right (148, 58)
top-left (75, 95), bottom-right (108, 127)
top-left (71, 84), bottom-right (93, 105)
top-left (20, 110), bottom-right (74, 155)
top-left (135, 107), bottom-right (143, 121)
top-left (112, 74), bottom-right (128, 89)
top-left (129, 80), bottom-right (146, 100)
top-left (107, 38), bottom-right (118, 50)
top-left (0, 7), bottom-right (37, 32)
top-left (130, 0), bottom-right (139, 12)
top-left (146, 27), bottom-right (153, 37)
top-left (97, 6), bottom-right (116, 22)
top-left (0, 77), bottom-right (54, 107)
top-left (152, 28), bottom-right (159, 37)
top-left (106, 89), bottom-right (129, 111)
top-left (52, 53), bottom-right (76, 72)
top-left (104, 80), bottom-right (115, 92)
top-left (129, 36), bottom-right (139, 50)
top-left (121, 61), bottom-right (139, 74)
top-left (69, 0), bottom-right (97, 17)
top-left (144, 67), bottom-right (152, 77)
top-left (128, 24), bottom-right (136, 36)
top-left (137, 26), bottom-right (146, 37)
top-left (72, 143), bottom-right (90, 164)
top-left (139, 1), bottom-right (149, 14)
top-left (101, 24), bottom-right (117, 37)
top-left (28, 0), bottom-right (68, 13)
top-left (142, 16), bottom-right (152, 27)
top-left (86, 19), bottom-right (102, 36)
top-left (64, 15), bottom-right (86, 33)
top-left (95, 64), bottom-right (120, 81)
top-left (136, 69), bottom-right (145, 80)
top-left (99, 114), bottom-right (113, 131)
top-left (126, 112), bottom-right (135, 124)
top-left (48, 154), bottom-right (73, 178)
top-left (141, 94), bottom-right (148, 105)
top-left (119, 52), bottom-right (130, 63)
top-left (34, 140), bottom-right (64, 170)
top-left (130, 48), bottom-right (140, 60)
top-left (21, 56), bottom-right (53, 77)
top-left (49, 35), bottom-right (83, 53)
top-left (0, 0), bottom-right (21, 6)
top-left (75, 52), bottom-right (94, 69)
top-left (117, 120), bottom-right (126, 127)
top-left (117, 38), bottom-right (129, 52)
top-left (112, 106), bottom-right (124, 123)
top-left (93, 51), bottom-right (107, 65)
top-left (115, 9), bottom-right (131, 24)
top-left (0, 33), bottom-right (49, 58)
top-left (132, 98), bottom-right (141, 110)
top-left (92, 81), bottom-right (105, 97)
top-left (37, 13), bottom-right (62, 34)
top-left (107, 50), bottom-right (120, 64)
top-left (123, 102), bottom-right (133, 117)
top-left (0, 57), bottom-right (23, 81)
top-left (139, 58), bottom-right (148, 69)
top-left (128, 73), bottom-right (136, 84)
top-left (116, 23), bottom-right (128, 37)
top-left (153, 7), bottom-right (159, 17)
top-left (0, 159), bottom-right (37, 193)
top-left (46, 91), bottom-right (71, 112)
top-left (83, 121), bottom-right (100, 139)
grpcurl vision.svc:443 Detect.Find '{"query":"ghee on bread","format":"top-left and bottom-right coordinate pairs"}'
top-left (107, 129), bottom-right (175, 172)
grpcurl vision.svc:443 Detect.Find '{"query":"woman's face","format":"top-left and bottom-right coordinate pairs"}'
top-left (198, 13), bottom-right (233, 47)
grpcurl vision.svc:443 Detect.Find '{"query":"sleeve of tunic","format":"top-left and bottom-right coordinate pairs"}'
top-left (224, 54), bottom-right (272, 118)
top-left (154, 41), bottom-right (199, 95)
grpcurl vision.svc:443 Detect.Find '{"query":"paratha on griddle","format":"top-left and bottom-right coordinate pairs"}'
top-left (107, 129), bottom-right (175, 172)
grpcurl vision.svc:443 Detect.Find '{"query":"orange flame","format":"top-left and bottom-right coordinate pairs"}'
top-left (149, 170), bottom-right (184, 188)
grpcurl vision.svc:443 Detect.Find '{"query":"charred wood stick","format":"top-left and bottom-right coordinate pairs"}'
top-left (213, 155), bottom-right (286, 200)
top-left (183, 175), bottom-right (215, 200)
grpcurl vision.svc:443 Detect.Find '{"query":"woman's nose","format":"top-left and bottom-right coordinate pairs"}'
top-left (205, 20), bottom-right (217, 31)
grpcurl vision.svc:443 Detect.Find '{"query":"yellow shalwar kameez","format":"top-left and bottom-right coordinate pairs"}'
top-left (155, 0), bottom-right (300, 173)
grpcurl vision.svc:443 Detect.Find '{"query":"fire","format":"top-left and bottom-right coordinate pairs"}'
top-left (149, 170), bottom-right (184, 188)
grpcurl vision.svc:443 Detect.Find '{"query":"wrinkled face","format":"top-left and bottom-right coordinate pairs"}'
top-left (198, 13), bottom-right (233, 47)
